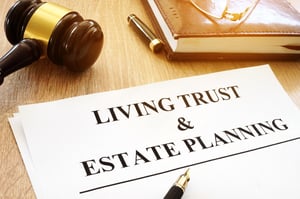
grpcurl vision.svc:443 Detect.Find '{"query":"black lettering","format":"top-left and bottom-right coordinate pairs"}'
top-left (158, 98), bottom-right (175, 111)
top-left (80, 159), bottom-right (100, 176)
top-left (92, 110), bottom-right (110, 124)
top-left (214, 133), bottom-right (229, 146)
top-left (227, 85), bottom-right (240, 98)
top-left (182, 138), bottom-right (196, 152)
top-left (257, 121), bottom-right (276, 134)
top-left (112, 152), bottom-right (129, 168)
top-left (192, 92), bottom-right (208, 105)
top-left (223, 130), bottom-right (242, 143)
top-left (141, 100), bottom-right (159, 115)
top-left (108, 107), bottom-right (119, 122)
top-left (272, 118), bottom-right (288, 131)
top-left (205, 89), bottom-right (220, 103)
top-left (116, 106), bottom-right (131, 118)
top-left (99, 156), bottom-right (115, 172)
top-left (146, 145), bottom-right (163, 160)
top-left (133, 103), bottom-right (144, 117)
top-left (163, 142), bottom-right (181, 157)
top-left (195, 136), bottom-right (214, 149)
top-left (134, 150), bottom-right (150, 165)
top-left (234, 126), bottom-right (256, 138)
top-left (177, 94), bottom-right (192, 108)
top-left (218, 87), bottom-right (231, 100)
top-left (250, 124), bottom-right (266, 136)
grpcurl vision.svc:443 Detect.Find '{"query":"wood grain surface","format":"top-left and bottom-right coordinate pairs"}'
top-left (0, 0), bottom-right (299, 198)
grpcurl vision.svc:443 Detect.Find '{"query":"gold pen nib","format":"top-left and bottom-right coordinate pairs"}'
top-left (175, 169), bottom-right (190, 191)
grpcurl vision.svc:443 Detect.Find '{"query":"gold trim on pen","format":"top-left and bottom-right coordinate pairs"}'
top-left (175, 168), bottom-right (190, 191)
top-left (128, 14), bottom-right (164, 53)
top-left (149, 38), bottom-right (164, 53)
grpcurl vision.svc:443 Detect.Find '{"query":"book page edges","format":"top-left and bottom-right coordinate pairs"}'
top-left (148, 0), bottom-right (300, 53)
top-left (144, 0), bottom-right (300, 60)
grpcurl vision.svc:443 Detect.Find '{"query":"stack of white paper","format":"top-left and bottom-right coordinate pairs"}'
top-left (9, 65), bottom-right (300, 199)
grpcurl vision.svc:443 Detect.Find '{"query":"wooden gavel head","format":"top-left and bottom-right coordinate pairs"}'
top-left (0, 0), bottom-right (104, 84)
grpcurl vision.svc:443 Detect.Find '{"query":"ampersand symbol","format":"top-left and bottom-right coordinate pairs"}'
top-left (177, 117), bottom-right (194, 131)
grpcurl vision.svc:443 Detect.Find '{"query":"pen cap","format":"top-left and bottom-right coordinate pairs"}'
top-left (127, 14), bottom-right (163, 53)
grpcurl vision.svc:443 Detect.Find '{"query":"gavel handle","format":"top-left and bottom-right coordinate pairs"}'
top-left (0, 39), bottom-right (42, 85)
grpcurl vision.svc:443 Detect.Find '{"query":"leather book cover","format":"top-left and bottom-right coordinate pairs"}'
top-left (142, 0), bottom-right (300, 60)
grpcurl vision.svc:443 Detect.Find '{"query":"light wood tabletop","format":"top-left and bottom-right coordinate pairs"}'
top-left (0, 0), bottom-right (299, 198)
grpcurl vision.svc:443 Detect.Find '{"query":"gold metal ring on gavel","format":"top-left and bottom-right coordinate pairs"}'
top-left (24, 2), bottom-right (71, 56)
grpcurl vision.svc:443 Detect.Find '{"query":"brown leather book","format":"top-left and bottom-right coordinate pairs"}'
top-left (142, 0), bottom-right (300, 60)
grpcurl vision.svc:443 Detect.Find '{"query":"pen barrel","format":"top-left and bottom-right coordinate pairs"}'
top-left (127, 14), bottom-right (163, 53)
top-left (163, 186), bottom-right (184, 199)
top-left (128, 14), bottom-right (155, 41)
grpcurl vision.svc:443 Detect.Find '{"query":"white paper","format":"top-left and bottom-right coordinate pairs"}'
top-left (9, 65), bottom-right (300, 199)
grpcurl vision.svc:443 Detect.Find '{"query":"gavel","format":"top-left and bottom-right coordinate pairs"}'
top-left (0, 0), bottom-right (104, 85)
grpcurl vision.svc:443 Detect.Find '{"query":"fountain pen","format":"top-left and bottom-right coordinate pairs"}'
top-left (127, 14), bottom-right (164, 53)
top-left (164, 169), bottom-right (190, 199)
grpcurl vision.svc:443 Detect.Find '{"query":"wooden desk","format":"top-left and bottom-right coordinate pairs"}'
top-left (0, 0), bottom-right (299, 198)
